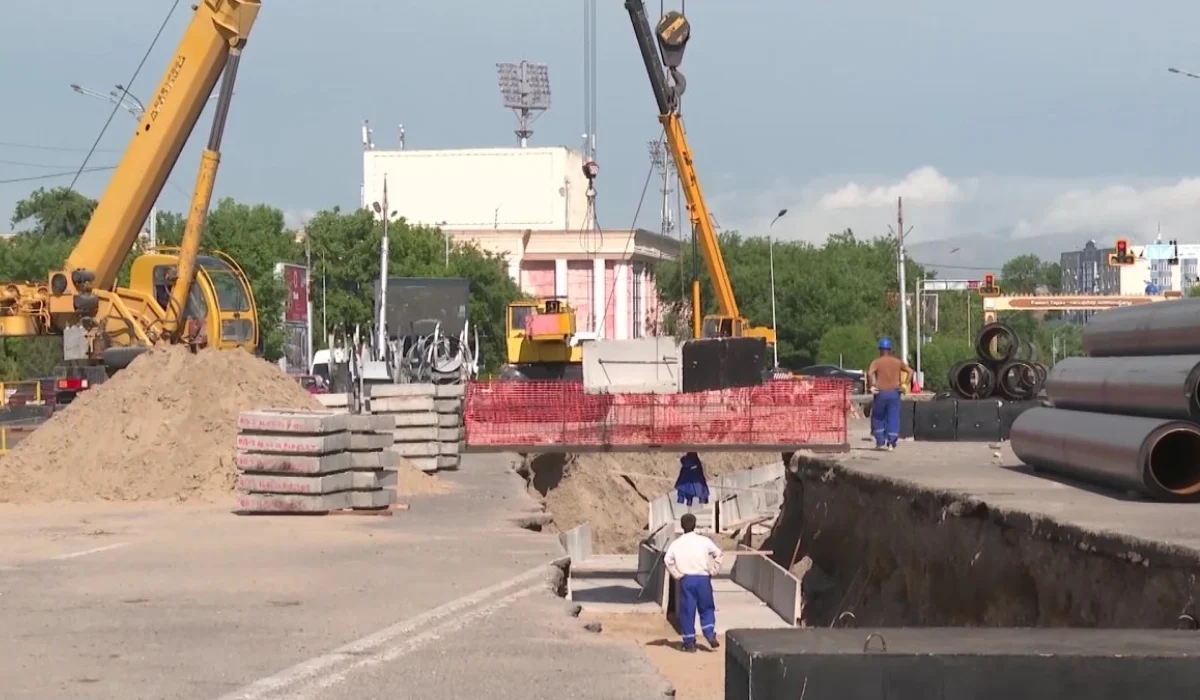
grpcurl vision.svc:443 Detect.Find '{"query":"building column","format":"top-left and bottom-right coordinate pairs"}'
top-left (615, 261), bottom-right (630, 340)
top-left (554, 258), bottom-right (568, 298)
top-left (593, 257), bottom-right (606, 337)
top-left (507, 255), bottom-right (521, 286)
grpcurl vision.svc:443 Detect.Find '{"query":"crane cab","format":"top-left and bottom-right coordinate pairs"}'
top-left (701, 314), bottom-right (777, 346)
top-left (128, 248), bottom-right (259, 353)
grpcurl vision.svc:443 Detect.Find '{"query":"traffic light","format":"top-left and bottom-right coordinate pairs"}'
top-left (1108, 238), bottom-right (1136, 267)
top-left (979, 273), bottom-right (1000, 297)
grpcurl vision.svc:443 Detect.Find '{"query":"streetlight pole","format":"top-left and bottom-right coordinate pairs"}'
top-left (768, 208), bottom-right (788, 368)
top-left (71, 82), bottom-right (221, 248)
top-left (372, 176), bottom-right (397, 359)
top-left (888, 197), bottom-right (913, 365)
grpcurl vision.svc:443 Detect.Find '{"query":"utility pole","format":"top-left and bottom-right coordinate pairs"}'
top-left (888, 197), bottom-right (913, 365)
top-left (371, 176), bottom-right (395, 359)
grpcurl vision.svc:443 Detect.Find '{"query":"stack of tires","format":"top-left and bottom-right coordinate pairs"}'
top-left (946, 322), bottom-right (1048, 402)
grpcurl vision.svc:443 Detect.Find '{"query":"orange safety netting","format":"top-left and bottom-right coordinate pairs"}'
top-left (463, 379), bottom-right (849, 450)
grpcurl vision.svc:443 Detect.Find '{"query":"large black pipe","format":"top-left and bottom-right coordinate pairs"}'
top-left (1082, 298), bottom-right (1200, 357)
top-left (1010, 407), bottom-right (1200, 502)
top-left (1045, 355), bottom-right (1200, 421)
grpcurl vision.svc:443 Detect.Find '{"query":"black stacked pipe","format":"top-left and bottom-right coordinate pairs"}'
top-left (1011, 298), bottom-right (1200, 503)
top-left (947, 322), bottom-right (1047, 401)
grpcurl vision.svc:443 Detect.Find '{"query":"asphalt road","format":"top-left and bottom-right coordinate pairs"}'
top-left (0, 452), bottom-right (671, 699)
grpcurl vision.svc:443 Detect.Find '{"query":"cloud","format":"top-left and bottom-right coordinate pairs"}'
top-left (284, 208), bottom-right (317, 231)
top-left (713, 167), bottom-right (1200, 270)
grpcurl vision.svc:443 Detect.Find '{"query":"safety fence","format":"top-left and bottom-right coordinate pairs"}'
top-left (463, 379), bottom-right (850, 451)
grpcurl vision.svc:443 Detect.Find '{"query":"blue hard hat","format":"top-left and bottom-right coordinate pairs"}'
top-left (878, 337), bottom-right (892, 350)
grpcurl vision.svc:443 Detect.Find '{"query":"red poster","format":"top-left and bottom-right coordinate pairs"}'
top-left (282, 264), bottom-right (308, 323)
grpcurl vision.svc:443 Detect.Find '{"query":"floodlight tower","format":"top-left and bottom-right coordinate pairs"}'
top-left (647, 140), bottom-right (675, 236)
top-left (496, 61), bottom-right (552, 147)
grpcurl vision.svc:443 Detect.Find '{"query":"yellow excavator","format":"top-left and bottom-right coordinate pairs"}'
top-left (624, 1), bottom-right (776, 351)
top-left (500, 298), bottom-right (591, 381)
top-left (1, 1), bottom-right (261, 403)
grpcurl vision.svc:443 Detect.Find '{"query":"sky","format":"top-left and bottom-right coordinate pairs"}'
top-left (4, 0), bottom-right (1200, 276)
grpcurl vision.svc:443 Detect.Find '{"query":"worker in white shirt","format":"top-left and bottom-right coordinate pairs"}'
top-left (663, 513), bottom-right (723, 652)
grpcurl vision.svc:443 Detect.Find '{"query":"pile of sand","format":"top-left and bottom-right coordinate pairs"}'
top-left (0, 346), bottom-right (322, 504)
top-left (396, 457), bottom-right (453, 496)
top-left (526, 451), bottom-right (782, 553)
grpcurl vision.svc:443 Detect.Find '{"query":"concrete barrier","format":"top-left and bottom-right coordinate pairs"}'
top-left (730, 543), bottom-right (801, 626)
top-left (558, 523), bottom-right (594, 562)
top-left (367, 383), bottom-right (463, 472)
top-left (712, 461), bottom-right (785, 532)
top-left (636, 524), bottom-right (673, 611)
top-left (582, 338), bottom-right (681, 395)
top-left (648, 491), bottom-right (715, 533)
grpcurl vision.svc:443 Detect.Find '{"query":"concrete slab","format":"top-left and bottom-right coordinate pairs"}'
top-left (350, 489), bottom-right (395, 509)
top-left (349, 433), bottom-right (393, 450)
top-left (437, 412), bottom-right (462, 427)
top-left (435, 384), bottom-right (465, 398)
top-left (437, 454), bottom-right (460, 470)
top-left (371, 383), bottom-right (436, 398)
top-left (235, 450), bottom-right (352, 475)
top-left (234, 491), bottom-right (352, 514)
top-left (370, 395), bottom-right (435, 413)
top-left (439, 427), bottom-right (463, 442)
top-left (390, 411), bottom-right (438, 427)
top-left (236, 471), bottom-right (354, 495)
top-left (237, 409), bottom-right (349, 434)
top-left (347, 413), bottom-right (394, 433)
top-left (392, 441), bottom-right (439, 458)
top-left (236, 431), bottom-right (351, 455)
top-left (349, 450), bottom-right (401, 469)
top-left (435, 398), bottom-right (461, 413)
top-left (393, 426), bottom-right (438, 442)
top-left (440, 440), bottom-right (461, 456)
top-left (405, 455), bottom-right (439, 473)
top-left (352, 469), bottom-right (397, 489)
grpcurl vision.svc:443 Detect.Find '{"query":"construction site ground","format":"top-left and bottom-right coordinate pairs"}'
top-left (0, 452), bottom-right (674, 700)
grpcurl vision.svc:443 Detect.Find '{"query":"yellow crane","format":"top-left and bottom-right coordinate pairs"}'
top-left (623, 0), bottom-right (777, 351)
top-left (1, 1), bottom-right (262, 402)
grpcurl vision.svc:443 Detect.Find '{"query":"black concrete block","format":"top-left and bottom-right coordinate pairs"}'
top-left (956, 398), bottom-right (1002, 442)
top-left (726, 628), bottom-right (1200, 700)
top-left (913, 399), bottom-right (956, 441)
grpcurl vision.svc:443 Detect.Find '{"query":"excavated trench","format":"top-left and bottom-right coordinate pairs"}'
top-left (762, 454), bottom-right (1200, 628)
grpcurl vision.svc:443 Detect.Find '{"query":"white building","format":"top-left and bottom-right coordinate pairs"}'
top-left (362, 146), bottom-right (593, 231)
top-left (360, 145), bottom-right (679, 340)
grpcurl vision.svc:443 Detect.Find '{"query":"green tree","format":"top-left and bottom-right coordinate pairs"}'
top-left (816, 325), bottom-right (877, 371)
top-left (10, 187), bottom-right (97, 239)
top-left (304, 208), bottom-right (522, 372)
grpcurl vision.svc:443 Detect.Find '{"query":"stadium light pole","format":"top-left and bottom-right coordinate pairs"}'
top-left (496, 61), bottom-right (551, 147)
top-left (768, 208), bottom-right (788, 368)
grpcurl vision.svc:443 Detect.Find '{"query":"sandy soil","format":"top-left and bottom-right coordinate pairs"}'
top-left (582, 612), bottom-right (724, 700)
top-left (0, 346), bottom-right (321, 505)
top-left (524, 451), bottom-right (781, 553)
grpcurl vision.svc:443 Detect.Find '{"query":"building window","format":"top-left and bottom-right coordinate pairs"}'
top-left (631, 263), bottom-right (644, 338)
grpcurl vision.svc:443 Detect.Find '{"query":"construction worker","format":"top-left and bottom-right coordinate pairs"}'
top-left (674, 452), bottom-right (710, 507)
top-left (664, 512), bottom-right (723, 652)
top-left (866, 337), bottom-right (913, 451)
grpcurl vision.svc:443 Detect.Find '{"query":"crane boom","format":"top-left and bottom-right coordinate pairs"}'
top-left (623, 0), bottom-right (775, 347)
top-left (0, 0), bottom-right (263, 389)
top-left (63, 0), bottom-right (260, 294)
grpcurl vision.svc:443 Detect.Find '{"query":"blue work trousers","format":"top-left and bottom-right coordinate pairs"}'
top-left (678, 574), bottom-right (716, 645)
top-left (871, 389), bottom-right (902, 447)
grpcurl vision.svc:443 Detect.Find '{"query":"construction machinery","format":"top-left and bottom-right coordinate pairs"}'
top-left (624, 1), bottom-right (776, 352)
top-left (0, 1), bottom-right (261, 403)
top-left (501, 298), bottom-right (595, 381)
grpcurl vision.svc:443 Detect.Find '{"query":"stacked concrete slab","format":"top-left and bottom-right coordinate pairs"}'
top-left (233, 409), bottom-right (397, 514)
top-left (434, 384), bottom-right (464, 471)
top-left (313, 392), bottom-right (350, 413)
top-left (368, 383), bottom-right (463, 473)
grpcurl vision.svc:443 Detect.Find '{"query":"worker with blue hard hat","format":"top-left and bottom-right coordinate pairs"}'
top-left (866, 337), bottom-right (913, 451)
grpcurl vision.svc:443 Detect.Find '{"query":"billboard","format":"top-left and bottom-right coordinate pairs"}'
top-left (274, 262), bottom-right (310, 375)
top-left (279, 263), bottom-right (309, 324)
top-left (379, 277), bottom-right (469, 337)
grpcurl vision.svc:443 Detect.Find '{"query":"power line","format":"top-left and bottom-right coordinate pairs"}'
top-left (68, 0), bottom-right (180, 192)
top-left (0, 140), bottom-right (121, 153)
top-left (0, 166), bottom-right (117, 185)
top-left (0, 157), bottom-right (107, 169)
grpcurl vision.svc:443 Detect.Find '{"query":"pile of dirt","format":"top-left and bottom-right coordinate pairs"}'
top-left (525, 451), bottom-right (782, 553)
top-left (396, 457), bottom-right (453, 495)
top-left (0, 346), bottom-right (321, 504)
